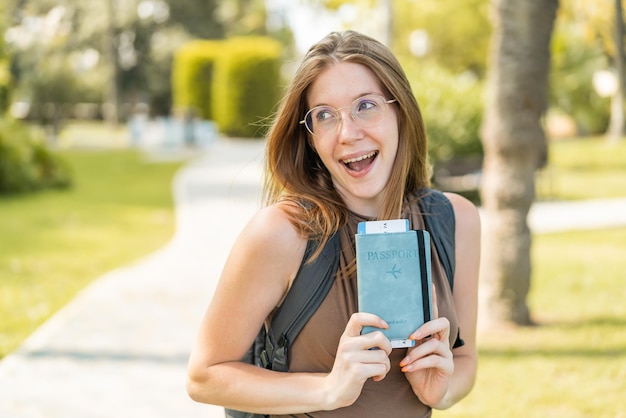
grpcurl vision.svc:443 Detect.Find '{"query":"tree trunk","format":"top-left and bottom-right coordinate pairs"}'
top-left (106, 0), bottom-right (120, 127)
top-left (607, 0), bottom-right (625, 142)
top-left (479, 0), bottom-right (558, 327)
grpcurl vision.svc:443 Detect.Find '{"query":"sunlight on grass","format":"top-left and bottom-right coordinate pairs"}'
top-left (537, 137), bottom-right (626, 200)
top-left (56, 121), bottom-right (130, 149)
top-left (437, 228), bottom-right (626, 418)
top-left (0, 149), bottom-right (183, 358)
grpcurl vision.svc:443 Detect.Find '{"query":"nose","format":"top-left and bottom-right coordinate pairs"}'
top-left (337, 109), bottom-right (362, 142)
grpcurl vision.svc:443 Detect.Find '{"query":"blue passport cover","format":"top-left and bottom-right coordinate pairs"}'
top-left (356, 230), bottom-right (433, 341)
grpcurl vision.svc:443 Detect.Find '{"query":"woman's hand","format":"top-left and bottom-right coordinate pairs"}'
top-left (324, 312), bottom-right (393, 409)
top-left (400, 286), bottom-right (454, 407)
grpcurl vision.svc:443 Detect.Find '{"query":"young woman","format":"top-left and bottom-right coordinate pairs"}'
top-left (187, 31), bottom-right (480, 417)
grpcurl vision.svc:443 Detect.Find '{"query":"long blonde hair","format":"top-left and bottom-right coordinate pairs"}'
top-left (264, 31), bottom-right (430, 246)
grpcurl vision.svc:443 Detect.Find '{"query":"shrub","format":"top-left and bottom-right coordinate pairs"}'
top-left (172, 37), bottom-right (283, 138)
top-left (403, 59), bottom-right (484, 163)
top-left (0, 118), bottom-right (71, 194)
top-left (550, 23), bottom-right (610, 135)
top-left (212, 37), bottom-right (282, 137)
top-left (171, 40), bottom-right (222, 120)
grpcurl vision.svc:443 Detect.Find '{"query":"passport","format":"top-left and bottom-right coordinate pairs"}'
top-left (356, 227), bottom-right (433, 346)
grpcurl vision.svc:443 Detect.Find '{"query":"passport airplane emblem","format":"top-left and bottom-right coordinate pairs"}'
top-left (387, 264), bottom-right (401, 279)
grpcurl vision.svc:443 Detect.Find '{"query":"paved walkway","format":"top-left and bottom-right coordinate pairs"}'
top-left (0, 138), bottom-right (266, 418)
top-left (1, 137), bottom-right (625, 418)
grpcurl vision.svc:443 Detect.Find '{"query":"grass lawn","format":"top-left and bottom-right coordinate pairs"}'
top-left (437, 227), bottom-right (626, 418)
top-left (536, 136), bottom-right (626, 201)
top-left (0, 148), bottom-right (183, 358)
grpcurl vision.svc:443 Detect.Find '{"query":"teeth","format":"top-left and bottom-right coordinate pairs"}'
top-left (342, 151), bottom-right (377, 164)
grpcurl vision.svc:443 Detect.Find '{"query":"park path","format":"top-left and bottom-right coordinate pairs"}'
top-left (0, 138), bottom-right (266, 418)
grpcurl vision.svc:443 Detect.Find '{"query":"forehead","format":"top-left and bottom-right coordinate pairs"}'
top-left (307, 62), bottom-right (384, 107)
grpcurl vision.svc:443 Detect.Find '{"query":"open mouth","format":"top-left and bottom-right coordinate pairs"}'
top-left (342, 151), bottom-right (378, 172)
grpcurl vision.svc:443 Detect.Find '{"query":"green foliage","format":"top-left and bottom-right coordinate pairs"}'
top-left (171, 40), bottom-right (221, 120)
top-left (0, 2), bottom-right (11, 114)
top-left (217, 0), bottom-right (269, 38)
top-left (173, 36), bottom-right (282, 137)
top-left (167, 0), bottom-right (224, 39)
top-left (0, 119), bottom-right (72, 194)
top-left (394, 0), bottom-right (491, 77)
top-left (0, 62), bottom-right (11, 114)
top-left (212, 37), bottom-right (282, 137)
top-left (314, 0), bottom-right (377, 11)
top-left (403, 59), bottom-right (484, 162)
top-left (4, 0), bottom-right (290, 122)
top-left (549, 15), bottom-right (610, 135)
top-left (23, 61), bottom-right (102, 125)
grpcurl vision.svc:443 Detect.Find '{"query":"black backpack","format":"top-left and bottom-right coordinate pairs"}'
top-left (225, 190), bottom-right (457, 418)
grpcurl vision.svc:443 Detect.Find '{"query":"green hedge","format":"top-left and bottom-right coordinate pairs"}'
top-left (171, 40), bottom-right (221, 121)
top-left (212, 37), bottom-right (282, 137)
top-left (172, 37), bottom-right (282, 138)
top-left (0, 119), bottom-right (72, 194)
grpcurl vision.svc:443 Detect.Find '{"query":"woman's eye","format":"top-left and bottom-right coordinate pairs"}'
top-left (315, 108), bottom-right (336, 122)
top-left (356, 99), bottom-right (377, 112)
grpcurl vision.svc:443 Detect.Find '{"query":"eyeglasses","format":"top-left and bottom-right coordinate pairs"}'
top-left (299, 94), bottom-right (397, 137)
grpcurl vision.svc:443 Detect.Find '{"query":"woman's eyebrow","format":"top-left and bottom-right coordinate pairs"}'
top-left (308, 92), bottom-right (384, 109)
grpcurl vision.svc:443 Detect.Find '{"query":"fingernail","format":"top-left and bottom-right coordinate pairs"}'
top-left (399, 358), bottom-right (408, 367)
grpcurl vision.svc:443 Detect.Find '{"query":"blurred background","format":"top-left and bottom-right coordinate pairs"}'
top-left (0, 1), bottom-right (621, 156)
top-left (0, 1), bottom-right (625, 417)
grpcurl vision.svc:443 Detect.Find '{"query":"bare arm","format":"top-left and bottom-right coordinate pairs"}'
top-left (186, 204), bottom-right (393, 414)
top-left (400, 192), bottom-right (480, 409)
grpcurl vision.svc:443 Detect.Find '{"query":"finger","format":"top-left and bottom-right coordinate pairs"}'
top-left (362, 331), bottom-right (393, 355)
top-left (344, 312), bottom-right (388, 337)
top-left (409, 317), bottom-right (450, 342)
top-left (401, 350), bottom-right (454, 374)
top-left (341, 341), bottom-right (391, 365)
top-left (363, 347), bottom-right (392, 381)
top-left (400, 338), bottom-right (453, 372)
top-left (371, 360), bottom-right (392, 382)
top-left (403, 335), bottom-right (450, 362)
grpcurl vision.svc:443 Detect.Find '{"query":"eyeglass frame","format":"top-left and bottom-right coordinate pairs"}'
top-left (299, 94), bottom-right (397, 137)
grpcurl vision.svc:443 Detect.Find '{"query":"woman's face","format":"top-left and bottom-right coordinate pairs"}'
top-left (306, 61), bottom-right (399, 217)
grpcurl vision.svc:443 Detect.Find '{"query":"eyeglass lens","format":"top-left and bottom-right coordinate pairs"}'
top-left (303, 95), bottom-right (391, 136)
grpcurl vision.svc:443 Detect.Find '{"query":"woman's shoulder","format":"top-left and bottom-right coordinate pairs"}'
top-left (442, 192), bottom-right (480, 226)
top-left (240, 202), bottom-right (308, 257)
top-left (228, 203), bottom-right (308, 295)
top-left (408, 188), bottom-right (478, 218)
top-left (442, 192), bottom-right (481, 246)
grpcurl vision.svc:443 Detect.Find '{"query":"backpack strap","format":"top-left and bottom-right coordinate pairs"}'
top-left (261, 233), bottom-right (340, 372)
top-left (417, 189), bottom-right (464, 348)
top-left (417, 190), bottom-right (456, 289)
